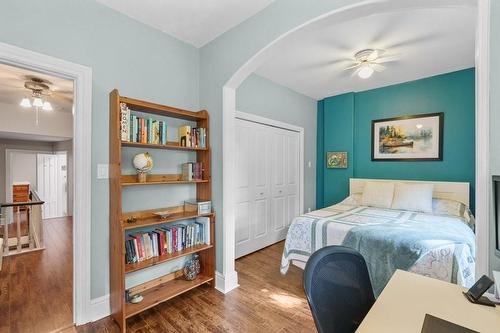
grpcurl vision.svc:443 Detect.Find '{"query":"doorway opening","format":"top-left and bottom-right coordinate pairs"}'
top-left (221, 0), bottom-right (489, 294)
top-left (0, 62), bottom-right (75, 332)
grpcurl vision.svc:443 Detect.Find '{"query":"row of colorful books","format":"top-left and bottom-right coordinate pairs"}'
top-left (125, 217), bottom-right (210, 264)
top-left (178, 126), bottom-right (207, 148)
top-left (181, 162), bottom-right (203, 181)
top-left (120, 103), bottom-right (167, 145)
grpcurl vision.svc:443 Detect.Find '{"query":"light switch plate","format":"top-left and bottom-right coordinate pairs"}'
top-left (97, 164), bottom-right (109, 179)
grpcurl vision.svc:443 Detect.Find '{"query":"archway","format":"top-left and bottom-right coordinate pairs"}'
top-left (219, 0), bottom-right (488, 294)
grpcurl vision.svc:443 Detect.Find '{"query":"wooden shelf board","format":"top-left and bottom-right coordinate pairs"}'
top-left (121, 179), bottom-right (209, 187)
top-left (122, 211), bottom-right (213, 230)
top-left (125, 274), bottom-right (213, 318)
top-left (125, 244), bottom-right (213, 274)
top-left (120, 96), bottom-right (207, 121)
top-left (121, 141), bottom-right (208, 151)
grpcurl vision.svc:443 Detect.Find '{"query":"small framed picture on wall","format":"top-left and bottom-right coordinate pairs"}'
top-left (327, 152), bottom-right (348, 168)
top-left (372, 112), bottom-right (444, 161)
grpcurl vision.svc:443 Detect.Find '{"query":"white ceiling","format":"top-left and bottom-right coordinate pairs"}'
top-left (255, 7), bottom-right (476, 100)
top-left (96, 0), bottom-right (275, 47)
top-left (0, 63), bottom-right (74, 113)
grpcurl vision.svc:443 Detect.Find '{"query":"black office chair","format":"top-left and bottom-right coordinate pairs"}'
top-left (303, 246), bottom-right (375, 333)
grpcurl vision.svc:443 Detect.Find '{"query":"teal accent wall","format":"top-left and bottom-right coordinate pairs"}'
top-left (317, 69), bottom-right (476, 211)
top-left (316, 100), bottom-right (325, 207)
top-left (320, 93), bottom-right (355, 207)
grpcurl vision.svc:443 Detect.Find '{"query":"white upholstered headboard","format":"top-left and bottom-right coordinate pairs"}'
top-left (349, 178), bottom-right (470, 207)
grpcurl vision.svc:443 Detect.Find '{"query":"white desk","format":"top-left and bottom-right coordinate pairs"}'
top-left (357, 270), bottom-right (500, 333)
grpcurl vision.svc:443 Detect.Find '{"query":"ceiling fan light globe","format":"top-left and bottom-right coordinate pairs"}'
top-left (358, 65), bottom-right (374, 79)
top-left (42, 101), bottom-right (53, 111)
top-left (33, 97), bottom-right (44, 107)
top-left (20, 98), bottom-right (31, 108)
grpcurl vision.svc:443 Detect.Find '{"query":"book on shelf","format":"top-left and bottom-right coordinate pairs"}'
top-left (125, 217), bottom-right (211, 264)
top-left (181, 162), bottom-right (203, 181)
top-left (120, 103), bottom-right (168, 145)
top-left (178, 126), bottom-right (207, 148)
top-left (120, 103), bottom-right (130, 142)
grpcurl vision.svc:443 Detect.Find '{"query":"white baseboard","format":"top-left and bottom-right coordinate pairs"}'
top-left (89, 294), bottom-right (110, 322)
top-left (215, 270), bottom-right (239, 294)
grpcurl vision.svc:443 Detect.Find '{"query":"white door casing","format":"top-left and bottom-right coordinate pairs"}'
top-left (235, 114), bottom-right (302, 258)
top-left (0, 42), bottom-right (92, 324)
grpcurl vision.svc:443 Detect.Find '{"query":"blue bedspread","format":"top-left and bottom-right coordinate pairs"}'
top-left (342, 216), bottom-right (475, 296)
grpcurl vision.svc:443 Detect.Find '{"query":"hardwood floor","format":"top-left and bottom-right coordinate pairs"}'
top-left (79, 242), bottom-right (315, 333)
top-left (0, 217), bottom-right (73, 333)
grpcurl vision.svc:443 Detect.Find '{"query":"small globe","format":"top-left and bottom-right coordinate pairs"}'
top-left (133, 152), bottom-right (153, 173)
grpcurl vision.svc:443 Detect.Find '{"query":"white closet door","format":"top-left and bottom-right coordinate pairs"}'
top-left (235, 118), bottom-right (300, 258)
top-left (37, 153), bottom-right (69, 219)
top-left (37, 154), bottom-right (57, 219)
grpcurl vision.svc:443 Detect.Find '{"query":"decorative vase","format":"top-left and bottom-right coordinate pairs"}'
top-left (137, 172), bottom-right (147, 183)
top-left (184, 254), bottom-right (201, 281)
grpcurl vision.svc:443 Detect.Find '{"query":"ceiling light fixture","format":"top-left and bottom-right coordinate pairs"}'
top-left (19, 77), bottom-right (55, 125)
top-left (42, 101), bottom-right (53, 111)
top-left (358, 63), bottom-right (374, 79)
top-left (20, 97), bottom-right (31, 108)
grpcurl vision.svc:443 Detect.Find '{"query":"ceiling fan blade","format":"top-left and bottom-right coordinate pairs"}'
top-left (372, 63), bottom-right (386, 72)
top-left (367, 49), bottom-right (385, 61)
top-left (375, 54), bottom-right (400, 64)
top-left (351, 68), bottom-right (361, 77)
top-left (344, 63), bottom-right (361, 70)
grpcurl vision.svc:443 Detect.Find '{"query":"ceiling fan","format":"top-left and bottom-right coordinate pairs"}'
top-left (344, 49), bottom-right (398, 79)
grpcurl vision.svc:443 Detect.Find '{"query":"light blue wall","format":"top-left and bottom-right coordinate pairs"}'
top-left (236, 74), bottom-right (317, 211)
top-left (0, 0), bottom-right (200, 298)
top-left (490, 1), bottom-right (500, 273)
top-left (200, 0), bottom-right (373, 272)
top-left (317, 69), bottom-right (476, 211)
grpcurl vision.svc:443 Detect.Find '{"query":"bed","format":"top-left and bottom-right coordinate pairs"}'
top-left (281, 178), bottom-right (476, 296)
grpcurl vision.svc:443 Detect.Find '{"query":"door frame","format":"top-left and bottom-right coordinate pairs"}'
top-left (220, 0), bottom-right (489, 294)
top-left (0, 42), bottom-right (93, 325)
top-left (233, 111), bottom-right (305, 260)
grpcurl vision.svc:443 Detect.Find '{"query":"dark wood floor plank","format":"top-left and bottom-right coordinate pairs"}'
top-left (0, 217), bottom-right (73, 333)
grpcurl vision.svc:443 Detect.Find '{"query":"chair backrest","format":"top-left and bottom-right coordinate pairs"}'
top-left (303, 246), bottom-right (375, 333)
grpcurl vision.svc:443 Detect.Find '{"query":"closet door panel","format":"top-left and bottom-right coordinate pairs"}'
top-left (235, 122), bottom-right (253, 255)
top-left (252, 126), bottom-right (270, 240)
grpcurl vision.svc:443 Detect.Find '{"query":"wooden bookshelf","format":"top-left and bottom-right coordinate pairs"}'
top-left (109, 90), bottom-right (215, 333)
top-left (124, 274), bottom-right (214, 318)
top-left (121, 140), bottom-right (208, 151)
top-left (125, 244), bottom-right (213, 273)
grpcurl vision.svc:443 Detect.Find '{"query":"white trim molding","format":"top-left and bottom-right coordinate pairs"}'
top-left (475, 0), bottom-right (490, 278)
top-left (215, 270), bottom-right (239, 294)
top-left (0, 42), bottom-right (93, 325)
top-left (90, 295), bottom-right (111, 322)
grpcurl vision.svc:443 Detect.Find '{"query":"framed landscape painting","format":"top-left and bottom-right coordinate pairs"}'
top-left (372, 113), bottom-right (443, 161)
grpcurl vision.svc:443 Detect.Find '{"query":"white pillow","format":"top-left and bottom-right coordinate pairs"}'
top-left (391, 183), bottom-right (434, 213)
top-left (361, 181), bottom-right (395, 208)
